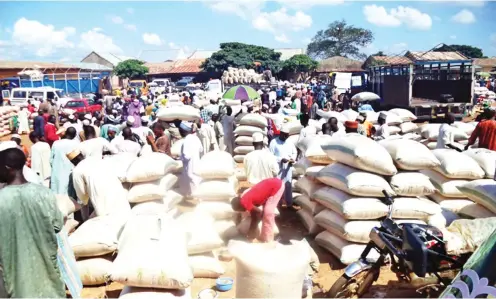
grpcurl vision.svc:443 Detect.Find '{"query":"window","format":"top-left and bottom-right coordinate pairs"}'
top-left (87, 99), bottom-right (95, 105)
top-left (13, 90), bottom-right (27, 98)
top-left (56, 90), bottom-right (65, 98)
top-left (46, 91), bottom-right (55, 100)
top-left (66, 101), bottom-right (85, 108)
top-left (29, 91), bottom-right (43, 99)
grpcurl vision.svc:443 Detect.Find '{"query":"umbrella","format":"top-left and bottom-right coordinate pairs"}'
top-left (351, 92), bottom-right (380, 102)
top-left (223, 85), bottom-right (260, 102)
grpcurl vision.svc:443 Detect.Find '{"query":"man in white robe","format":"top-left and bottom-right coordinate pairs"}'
top-left (78, 125), bottom-right (118, 159)
top-left (244, 132), bottom-right (279, 186)
top-left (221, 106), bottom-right (235, 155)
top-left (50, 127), bottom-right (79, 195)
top-left (115, 127), bottom-right (141, 156)
top-left (17, 107), bottom-right (30, 134)
top-left (28, 132), bottom-right (51, 180)
top-left (179, 121), bottom-right (203, 197)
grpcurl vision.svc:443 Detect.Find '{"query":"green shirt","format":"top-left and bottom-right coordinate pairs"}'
top-left (0, 183), bottom-right (65, 298)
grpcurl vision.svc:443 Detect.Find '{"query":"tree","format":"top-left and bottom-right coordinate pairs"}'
top-left (282, 54), bottom-right (318, 73)
top-left (434, 44), bottom-right (485, 58)
top-left (307, 20), bottom-right (374, 60)
top-left (114, 59), bottom-right (149, 79)
top-left (201, 42), bottom-right (282, 73)
top-left (371, 51), bottom-right (385, 56)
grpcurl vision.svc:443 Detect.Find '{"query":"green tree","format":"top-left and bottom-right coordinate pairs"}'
top-left (114, 59), bottom-right (149, 79)
top-left (201, 42), bottom-right (282, 73)
top-left (307, 20), bottom-right (374, 60)
top-left (434, 44), bottom-right (485, 58)
top-left (282, 54), bottom-right (318, 73)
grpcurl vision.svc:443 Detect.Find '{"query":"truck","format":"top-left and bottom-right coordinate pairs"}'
top-left (149, 79), bottom-right (172, 94)
top-left (368, 59), bottom-right (474, 121)
top-left (175, 76), bottom-right (195, 87)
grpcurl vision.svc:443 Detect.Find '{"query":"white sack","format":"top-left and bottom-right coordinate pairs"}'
top-left (234, 125), bottom-right (267, 136)
top-left (297, 135), bottom-right (333, 165)
top-left (235, 135), bottom-right (268, 146)
top-left (170, 139), bottom-right (184, 159)
top-left (315, 231), bottom-right (380, 265)
top-left (391, 196), bottom-right (441, 219)
top-left (379, 139), bottom-right (440, 170)
top-left (427, 193), bottom-right (473, 213)
top-left (56, 194), bottom-right (81, 216)
top-left (237, 214), bottom-right (280, 238)
top-left (457, 179), bottom-right (496, 214)
top-left (189, 255), bottom-right (225, 278)
top-left (177, 211), bottom-right (224, 254)
top-left (233, 155), bottom-right (244, 163)
top-left (195, 150), bottom-right (235, 179)
top-left (214, 219), bottom-right (239, 240)
top-left (102, 153), bottom-right (137, 182)
top-left (421, 169), bottom-right (468, 198)
top-left (131, 189), bottom-right (183, 216)
top-left (195, 200), bottom-right (237, 220)
top-left (77, 257), bottom-right (113, 286)
top-left (294, 194), bottom-right (324, 215)
top-left (119, 287), bottom-right (191, 299)
top-left (156, 105), bottom-right (200, 122)
top-left (192, 177), bottom-right (238, 201)
top-left (295, 176), bottom-right (324, 197)
top-left (234, 145), bottom-right (254, 155)
top-left (317, 110), bottom-right (347, 123)
top-left (297, 209), bottom-right (322, 235)
top-left (420, 124), bottom-right (468, 141)
top-left (127, 174), bottom-right (178, 203)
top-left (431, 149), bottom-right (484, 180)
top-left (388, 108), bottom-right (417, 122)
top-left (321, 134), bottom-right (397, 175)
top-left (239, 114), bottom-right (268, 128)
top-left (463, 148), bottom-right (496, 178)
top-left (427, 210), bottom-right (459, 229)
top-left (126, 153), bottom-right (177, 183)
top-left (389, 172), bottom-right (436, 196)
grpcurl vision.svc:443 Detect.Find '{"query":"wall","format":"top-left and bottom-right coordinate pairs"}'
top-left (413, 79), bottom-right (472, 103)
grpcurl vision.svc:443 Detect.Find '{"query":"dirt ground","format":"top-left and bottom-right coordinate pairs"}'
top-left (1, 133), bottom-right (422, 299)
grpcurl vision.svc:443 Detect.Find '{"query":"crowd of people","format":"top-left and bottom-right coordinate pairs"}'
top-left (0, 78), bottom-right (496, 297)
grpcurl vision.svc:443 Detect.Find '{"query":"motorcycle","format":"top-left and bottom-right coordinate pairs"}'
top-left (328, 190), bottom-right (470, 298)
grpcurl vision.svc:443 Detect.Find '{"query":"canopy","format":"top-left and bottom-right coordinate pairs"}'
top-left (223, 85), bottom-right (260, 102)
top-left (351, 92), bottom-right (380, 102)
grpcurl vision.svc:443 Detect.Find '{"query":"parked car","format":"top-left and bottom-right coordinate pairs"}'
top-left (175, 77), bottom-right (195, 87)
top-left (63, 98), bottom-right (102, 114)
top-left (4, 87), bottom-right (72, 108)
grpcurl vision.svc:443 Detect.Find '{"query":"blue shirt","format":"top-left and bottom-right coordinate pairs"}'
top-left (358, 104), bottom-right (374, 112)
top-left (33, 115), bottom-right (45, 138)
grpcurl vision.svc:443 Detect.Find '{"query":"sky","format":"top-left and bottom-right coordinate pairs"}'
top-left (0, 0), bottom-right (495, 63)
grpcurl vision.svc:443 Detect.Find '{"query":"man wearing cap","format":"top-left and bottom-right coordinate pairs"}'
top-left (115, 127), bottom-right (142, 156)
top-left (28, 131), bottom-right (51, 180)
top-left (78, 124), bottom-right (118, 159)
top-left (179, 121), bottom-right (203, 197)
top-left (10, 134), bottom-right (30, 159)
top-left (50, 127), bottom-right (78, 195)
top-left (297, 114), bottom-right (317, 144)
top-left (344, 120), bottom-right (359, 134)
top-left (148, 121), bottom-right (172, 156)
top-left (466, 108), bottom-right (496, 151)
top-left (374, 112), bottom-right (390, 141)
top-left (64, 114), bottom-right (83, 142)
top-left (357, 112), bottom-right (373, 138)
top-left (244, 132), bottom-right (279, 186)
top-left (221, 106), bottom-right (236, 155)
top-left (269, 124), bottom-right (297, 208)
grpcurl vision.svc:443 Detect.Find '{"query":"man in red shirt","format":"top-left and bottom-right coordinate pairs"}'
top-left (44, 115), bottom-right (60, 147)
top-left (465, 109), bottom-right (496, 151)
top-left (231, 178), bottom-right (285, 242)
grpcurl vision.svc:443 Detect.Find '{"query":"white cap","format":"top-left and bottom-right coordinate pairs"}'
top-left (126, 116), bottom-right (135, 125)
top-left (252, 132), bottom-right (264, 143)
top-left (147, 99), bottom-right (152, 104)
top-left (141, 116), bottom-right (149, 123)
top-left (82, 119), bottom-right (91, 126)
top-left (84, 114), bottom-right (92, 120)
top-left (0, 141), bottom-right (18, 152)
top-left (11, 134), bottom-right (21, 140)
top-left (280, 124), bottom-right (290, 134)
top-left (68, 114), bottom-right (75, 120)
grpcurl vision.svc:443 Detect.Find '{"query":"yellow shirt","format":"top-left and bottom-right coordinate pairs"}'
top-left (145, 105), bottom-right (154, 116)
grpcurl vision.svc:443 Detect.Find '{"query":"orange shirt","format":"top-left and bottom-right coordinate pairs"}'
top-left (468, 120), bottom-right (496, 151)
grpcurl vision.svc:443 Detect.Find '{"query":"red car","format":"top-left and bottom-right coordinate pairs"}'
top-left (64, 99), bottom-right (102, 114)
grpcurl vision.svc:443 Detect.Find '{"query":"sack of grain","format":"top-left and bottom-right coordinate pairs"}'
top-left (297, 136), bottom-right (333, 165)
top-left (234, 125), bottom-right (267, 136)
top-left (214, 219), bottom-right (239, 240)
top-left (398, 122), bottom-right (418, 134)
top-left (421, 169), bottom-right (468, 198)
top-left (389, 172), bottom-right (436, 196)
top-left (458, 203), bottom-right (495, 219)
top-left (77, 256), bottom-right (113, 286)
top-left (126, 153), bottom-right (177, 183)
top-left (111, 217), bottom-right (193, 289)
top-left (177, 211), bottom-right (224, 254)
top-left (317, 110), bottom-right (347, 123)
top-left (64, 218), bottom-right (79, 234)
top-left (69, 216), bottom-right (123, 258)
top-left (234, 145), bottom-right (254, 155)
top-left (420, 124), bottom-right (468, 141)
top-left (131, 189), bottom-right (183, 216)
top-left (237, 213), bottom-right (280, 237)
top-left (379, 139), bottom-right (440, 170)
top-left (294, 157), bottom-right (313, 175)
top-left (316, 163), bottom-right (395, 197)
top-left (195, 200), bottom-right (237, 220)
top-left (313, 187), bottom-right (388, 220)
top-left (314, 209), bottom-right (376, 243)
top-left (295, 176), bottom-right (324, 197)
top-left (127, 174), bottom-right (178, 203)
top-left (427, 210), bottom-right (459, 229)
top-left (228, 240), bottom-right (310, 298)
top-left (389, 126), bottom-right (401, 135)
top-left (457, 179), bottom-right (496, 214)
top-left (452, 121), bottom-right (476, 135)
top-left (321, 134), bottom-right (397, 175)
top-left (195, 150), bottom-right (235, 179)
top-left (392, 197), bottom-right (441, 219)
top-left (341, 109), bottom-right (359, 121)
top-left (189, 254), bottom-right (225, 278)
top-left (233, 155), bottom-right (244, 163)
top-left (235, 135), bottom-right (268, 146)
top-left (102, 153), bottom-right (137, 182)
top-left (389, 108), bottom-right (417, 122)
top-left (56, 194), bottom-right (81, 216)
top-left (305, 165), bottom-right (325, 179)
top-left (297, 209), bottom-right (322, 235)
top-left (192, 177), bottom-right (237, 201)
top-left (431, 149), bottom-right (484, 179)
top-left (285, 121), bottom-right (303, 135)
top-left (170, 139), bottom-right (184, 159)
top-left (315, 231), bottom-right (380, 265)
top-left (294, 195), bottom-right (324, 215)
top-left (239, 113), bottom-right (267, 128)
top-left (156, 105), bottom-right (200, 122)
top-left (378, 111), bottom-right (403, 126)
top-left (463, 148), bottom-right (496, 178)
top-left (427, 193), bottom-right (471, 212)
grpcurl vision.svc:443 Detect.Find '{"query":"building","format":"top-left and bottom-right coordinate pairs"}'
top-left (363, 51), bottom-right (468, 68)
top-left (473, 58), bottom-right (496, 73)
top-left (0, 61), bottom-right (75, 79)
top-left (80, 51), bottom-right (136, 87)
top-left (316, 56), bottom-right (364, 73)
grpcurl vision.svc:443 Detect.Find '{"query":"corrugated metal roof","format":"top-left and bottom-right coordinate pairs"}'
top-left (188, 50), bottom-right (218, 59)
top-left (64, 62), bottom-right (113, 71)
top-left (146, 61), bottom-right (175, 75)
top-left (406, 51), bottom-right (468, 61)
top-left (89, 52), bottom-right (136, 67)
top-left (473, 58), bottom-right (496, 67)
top-left (274, 48), bottom-right (305, 61)
top-left (0, 61), bottom-right (74, 69)
top-left (316, 56), bottom-right (363, 72)
top-left (167, 58), bottom-right (206, 74)
top-left (370, 55), bottom-right (413, 65)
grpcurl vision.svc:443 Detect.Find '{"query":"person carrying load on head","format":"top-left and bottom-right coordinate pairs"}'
top-left (231, 178), bottom-right (285, 243)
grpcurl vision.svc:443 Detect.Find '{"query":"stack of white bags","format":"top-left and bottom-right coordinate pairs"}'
top-left (233, 113), bottom-right (268, 163)
top-left (0, 106), bottom-right (19, 137)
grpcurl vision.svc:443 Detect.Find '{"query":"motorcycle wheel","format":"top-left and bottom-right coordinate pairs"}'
top-left (328, 268), bottom-right (378, 298)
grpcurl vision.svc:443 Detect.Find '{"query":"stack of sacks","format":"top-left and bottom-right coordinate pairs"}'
top-left (419, 124), bottom-right (469, 149)
top-left (29, 112), bottom-right (37, 130)
top-left (221, 67), bottom-right (263, 84)
top-left (233, 113), bottom-right (268, 163)
top-left (177, 211), bottom-right (226, 279)
top-left (193, 150), bottom-right (239, 242)
top-left (156, 105), bottom-right (200, 122)
top-left (388, 108), bottom-right (418, 135)
top-left (285, 121), bottom-right (304, 145)
top-left (313, 135), bottom-right (443, 264)
top-left (0, 106), bottom-right (19, 137)
top-left (111, 215), bottom-right (194, 298)
top-left (122, 153), bottom-right (183, 215)
top-left (56, 194), bottom-right (82, 233)
top-left (421, 149), bottom-right (494, 219)
top-left (70, 216), bottom-right (125, 286)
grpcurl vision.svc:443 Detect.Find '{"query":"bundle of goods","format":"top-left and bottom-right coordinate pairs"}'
top-left (0, 106), bottom-right (19, 137)
top-left (419, 123), bottom-right (470, 149)
top-left (111, 215), bottom-right (194, 297)
top-left (221, 67), bottom-right (263, 85)
top-left (69, 215), bottom-right (126, 286)
top-left (310, 136), bottom-right (451, 264)
top-left (233, 113), bottom-right (268, 163)
top-left (29, 112), bottom-right (37, 130)
top-left (156, 105), bottom-right (200, 122)
top-left (421, 149), bottom-right (496, 220)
